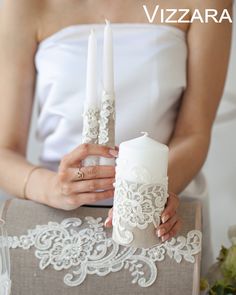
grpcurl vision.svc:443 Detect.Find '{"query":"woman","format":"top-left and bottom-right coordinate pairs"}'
top-left (0, 0), bottom-right (233, 274)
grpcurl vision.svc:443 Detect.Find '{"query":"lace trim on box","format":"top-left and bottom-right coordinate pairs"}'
top-left (82, 107), bottom-right (100, 144)
top-left (7, 217), bottom-right (201, 288)
top-left (0, 275), bottom-right (11, 295)
top-left (112, 177), bottom-right (168, 244)
top-left (98, 92), bottom-right (115, 145)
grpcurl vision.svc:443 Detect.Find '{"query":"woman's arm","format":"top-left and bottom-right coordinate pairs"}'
top-left (106, 0), bottom-right (233, 241)
top-left (0, 0), bottom-right (45, 199)
top-left (159, 0), bottom-right (233, 242)
top-left (168, 0), bottom-right (233, 194)
top-left (0, 0), bottom-right (116, 209)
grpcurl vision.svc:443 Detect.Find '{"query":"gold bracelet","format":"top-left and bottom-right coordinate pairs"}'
top-left (22, 166), bottom-right (43, 200)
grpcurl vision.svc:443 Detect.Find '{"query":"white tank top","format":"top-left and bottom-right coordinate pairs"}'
top-left (34, 23), bottom-right (208, 204)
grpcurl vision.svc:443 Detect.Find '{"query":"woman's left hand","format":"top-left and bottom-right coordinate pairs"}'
top-left (155, 192), bottom-right (182, 242)
top-left (105, 192), bottom-right (182, 243)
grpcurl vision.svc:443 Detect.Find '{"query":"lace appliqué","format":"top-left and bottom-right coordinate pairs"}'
top-left (112, 177), bottom-right (168, 244)
top-left (8, 217), bottom-right (201, 288)
top-left (0, 275), bottom-right (11, 295)
top-left (82, 107), bottom-right (100, 144)
top-left (98, 92), bottom-right (115, 145)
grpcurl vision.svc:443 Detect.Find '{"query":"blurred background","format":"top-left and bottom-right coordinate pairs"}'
top-left (0, 1), bottom-right (235, 263)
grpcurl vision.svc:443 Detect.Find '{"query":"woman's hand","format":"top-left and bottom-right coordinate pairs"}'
top-left (44, 144), bottom-right (117, 210)
top-left (105, 192), bottom-right (182, 242)
top-left (155, 192), bottom-right (182, 242)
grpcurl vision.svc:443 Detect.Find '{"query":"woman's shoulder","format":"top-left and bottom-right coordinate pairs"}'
top-left (0, 0), bottom-right (44, 27)
top-left (0, 0), bottom-right (50, 41)
top-left (0, 0), bottom-right (44, 14)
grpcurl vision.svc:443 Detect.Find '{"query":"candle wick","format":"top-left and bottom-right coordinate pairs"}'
top-left (141, 131), bottom-right (149, 137)
top-left (105, 19), bottom-right (111, 25)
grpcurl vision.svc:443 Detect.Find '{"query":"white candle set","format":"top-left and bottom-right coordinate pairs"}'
top-left (82, 20), bottom-right (115, 167)
top-left (112, 133), bottom-right (169, 248)
top-left (81, 23), bottom-right (169, 249)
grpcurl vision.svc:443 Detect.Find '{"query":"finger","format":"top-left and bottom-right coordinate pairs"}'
top-left (60, 144), bottom-right (117, 169)
top-left (108, 208), bottom-right (113, 218)
top-left (65, 189), bottom-right (114, 207)
top-left (61, 178), bottom-right (115, 195)
top-left (104, 208), bottom-right (113, 228)
top-left (156, 214), bottom-right (178, 238)
top-left (161, 192), bottom-right (180, 223)
top-left (161, 219), bottom-right (182, 242)
top-left (59, 166), bottom-right (115, 183)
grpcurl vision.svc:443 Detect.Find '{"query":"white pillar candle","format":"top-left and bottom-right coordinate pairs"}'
top-left (103, 19), bottom-right (114, 95)
top-left (112, 132), bottom-right (169, 248)
top-left (117, 132), bottom-right (168, 183)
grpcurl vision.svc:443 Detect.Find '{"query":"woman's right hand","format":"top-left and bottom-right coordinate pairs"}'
top-left (44, 144), bottom-right (117, 210)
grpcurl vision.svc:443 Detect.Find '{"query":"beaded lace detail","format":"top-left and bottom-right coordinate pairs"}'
top-left (112, 177), bottom-right (168, 244)
top-left (98, 92), bottom-right (115, 145)
top-left (82, 107), bottom-right (100, 144)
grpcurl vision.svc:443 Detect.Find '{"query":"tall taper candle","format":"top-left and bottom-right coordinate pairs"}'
top-left (99, 20), bottom-right (115, 166)
top-left (103, 19), bottom-right (114, 94)
top-left (82, 29), bottom-right (100, 166)
top-left (86, 29), bottom-right (98, 108)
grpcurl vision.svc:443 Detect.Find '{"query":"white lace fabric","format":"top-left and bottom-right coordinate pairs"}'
top-left (0, 275), bottom-right (11, 295)
top-left (98, 92), bottom-right (115, 145)
top-left (8, 217), bottom-right (202, 288)
top-left (82, 107), bottom-right (100, 144)
top-left (113, 177), bottom-right (168, 245)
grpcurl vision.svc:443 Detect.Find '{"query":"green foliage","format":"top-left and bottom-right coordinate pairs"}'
top-left (209, 281), bottom-right (236, 295)
top-left (201, 244), bottom-right (236, 295)
top-left (221, 246), bottom-right (236, 284)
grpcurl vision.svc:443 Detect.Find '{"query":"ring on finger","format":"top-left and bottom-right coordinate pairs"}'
top-left (75, 168), bottom-right (84, 181)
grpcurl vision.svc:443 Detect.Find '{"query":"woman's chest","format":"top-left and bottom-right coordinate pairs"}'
top-left (39, 0), bottom-right (190, 42)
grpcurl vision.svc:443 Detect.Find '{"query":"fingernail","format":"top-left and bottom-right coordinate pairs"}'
top-left (162, 234), bottom-right (169, 242)
top-left (109, 149), bottom-right (119, 157)
top-left (162, 215), bottom-right (169, 223)
top-left (156, 229), bottom-right (165, 237)
top-left (104, 217), bottom-right (112, 227)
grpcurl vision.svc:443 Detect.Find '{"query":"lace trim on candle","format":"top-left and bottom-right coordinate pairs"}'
top-left (98, 92), bottom-right (115, 145)
top-left (82, 107), bottom-right (100, 144)
top-left (112, 177), bottom-right (168, 244)
top-left (7, 217), bottom-right (201, 288)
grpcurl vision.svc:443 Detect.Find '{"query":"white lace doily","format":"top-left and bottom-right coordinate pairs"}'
top-left (8, 217), bottom-right (202, 288)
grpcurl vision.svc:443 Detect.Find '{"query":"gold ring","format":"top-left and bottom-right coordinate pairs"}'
top-left (76, 169), bottom-right (84, 181)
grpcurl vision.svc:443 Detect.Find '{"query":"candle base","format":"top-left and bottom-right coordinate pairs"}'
top-left (82, 156), bottom-right (99, 167)
top-left (99, 157), bottom-right (115, 166)
top-left (112, 222), bottom-right (162, 249)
